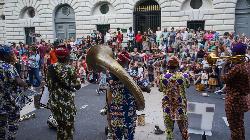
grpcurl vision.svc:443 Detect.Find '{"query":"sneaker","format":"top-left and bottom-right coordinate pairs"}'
top-left (100, 108), bottom-right (107, 116)
top-left (154, 125), bottom-right (164, 135)
top-left (96, 89), bottom-right (100, 95)
top-left (202, 93), bottom-right (209, 97)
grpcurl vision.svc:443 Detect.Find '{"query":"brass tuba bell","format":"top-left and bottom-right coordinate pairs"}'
top-left (86, 45), bottom-right (145, 111)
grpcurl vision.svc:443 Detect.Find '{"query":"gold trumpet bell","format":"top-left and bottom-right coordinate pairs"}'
top-left (86, 45), bottom-right (145, 111)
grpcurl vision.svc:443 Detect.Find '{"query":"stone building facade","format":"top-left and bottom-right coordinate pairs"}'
top-left (0, 0), bottom-right (249, 44)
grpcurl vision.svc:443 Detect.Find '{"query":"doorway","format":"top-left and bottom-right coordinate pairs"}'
top-left (55, 4), bottom-right (76, 40)
top-left (134, 0), bottom-right (161, 34)
top-left (235, 0), bottom-right (250, 37)
top-left (97, 24), bottom-right (110, 35)
top-left (25, 27), bottom-right (35, 45)
top-left (187, 20), bottom-right (205, 31)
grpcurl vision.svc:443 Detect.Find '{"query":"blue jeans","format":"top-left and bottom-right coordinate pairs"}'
top-left (28, 67), bottom-right (41, 87)
top-left (163, 39), bottom-right (168, 48)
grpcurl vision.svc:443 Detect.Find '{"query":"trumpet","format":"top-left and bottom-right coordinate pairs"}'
top-left (206, 52), bottom-right (246, 65)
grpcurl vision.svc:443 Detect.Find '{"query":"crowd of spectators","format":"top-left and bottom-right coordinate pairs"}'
top-left (2, 26), bottom-right (250, 95)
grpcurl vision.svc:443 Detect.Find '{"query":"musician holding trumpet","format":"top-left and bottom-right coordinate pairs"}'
top-left (208, 38), bottom-right (250, 140)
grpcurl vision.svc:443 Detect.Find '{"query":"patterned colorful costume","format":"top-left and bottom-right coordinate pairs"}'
top-left (108, 75), bottom-right (137, 140)
top-left (159, 71), bottom-right (190, 140)
top-left (0, 60), bottom-right (21, 140)
top-left (47, 62), bottom-right (81, 140)
top-left (222, 63), bottom-right (250, 140)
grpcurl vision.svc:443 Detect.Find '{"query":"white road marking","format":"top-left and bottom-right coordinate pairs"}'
top-left (222, 117), bottom-right (229, 127)
top-left (80, 105), bottom-right (88, 110)
top-left (20, 82), bottom-right (91, 117)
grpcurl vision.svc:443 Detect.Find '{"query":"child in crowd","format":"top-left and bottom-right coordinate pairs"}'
top-left (154, 61), bottom-right (161, 87)
top-left (79, 63), bottom-right (86, 84)
top-left (208, 66), bottom-right (218, 92)
top-left (201, 70), bottom-right (209, 89)
top-left (147, 60), bottom-right (155, 87)
top-left (96, 70), bottom-right (108, 95)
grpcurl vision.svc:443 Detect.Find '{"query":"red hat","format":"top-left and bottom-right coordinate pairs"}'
top-left (168, 56), bottom-right (180, 67)
top-left (55, 45), bottom-right (70, 58)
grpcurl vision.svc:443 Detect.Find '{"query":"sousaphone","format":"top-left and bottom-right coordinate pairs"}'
top-left (86, 45), bottom-right (145, 111)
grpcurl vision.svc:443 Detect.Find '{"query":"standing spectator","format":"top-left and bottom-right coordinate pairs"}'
top-left (28, 47), bottom-right (41, 88)
top-left (112, 32), bottom-right (117, 50)
top-left (105, 29), bottom-right (112, 46)
top-left (135, 31), bottom-right (143, 52)
top-left (169, 27), bottom-right (176, 46)
top-left (147, 60), bottom-right (155, 86)
top-left (142, 32), bottom-right (149, 51)
top-left (156, 27), bottom-right (162, 47)
top-left (127, 27), bottom-right (135, 51)
top-left (38, 40), bottom-right (47, 76)
top-left (148, 29), bottom-right (156, 52)
top-left (91, 30), bottom-right (97, 43)
top-left (162, 28), bottom-right (169, 49)
top-left (97, 32), bottom-right (104, 45)
top-left (49, 46), bottom-right (58, 65)
top-left (181, 28), bottom-right (189, 42)
top-left (117, 31), bottom-right (123, 50)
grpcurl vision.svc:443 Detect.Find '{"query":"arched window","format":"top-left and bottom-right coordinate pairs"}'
top-left (20, 7), bottom-right (36, 18)
top-left (54, 4), bottom-right (76, 40)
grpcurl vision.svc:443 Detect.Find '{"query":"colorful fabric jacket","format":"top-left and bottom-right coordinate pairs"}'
top-left (47, 62), bottom-right (81, 122)
top-left (159, 71), bottom-right (190, 120)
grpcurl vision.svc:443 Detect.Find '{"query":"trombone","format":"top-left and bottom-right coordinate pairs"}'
top-left (206, 52), bottom-right (246, 66)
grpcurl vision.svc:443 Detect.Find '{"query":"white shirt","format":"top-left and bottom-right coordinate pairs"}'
top-left (127, 31), bottom-right (134, 41)
top-left (138, 67), bottom-right (144, 80)
top-left (181, 31), bottom-right (189, 41)
top-left (105, 32), bottom-right (111, 42)
top-left (156, 31), bottom-right (162, 41)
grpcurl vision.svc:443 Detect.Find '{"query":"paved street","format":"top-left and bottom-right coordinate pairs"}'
top-left (17, 84), bottom-right (250, 140)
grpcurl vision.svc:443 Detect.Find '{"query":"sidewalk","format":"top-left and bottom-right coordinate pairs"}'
top-left (135, 87), bottom-right (166, 140)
